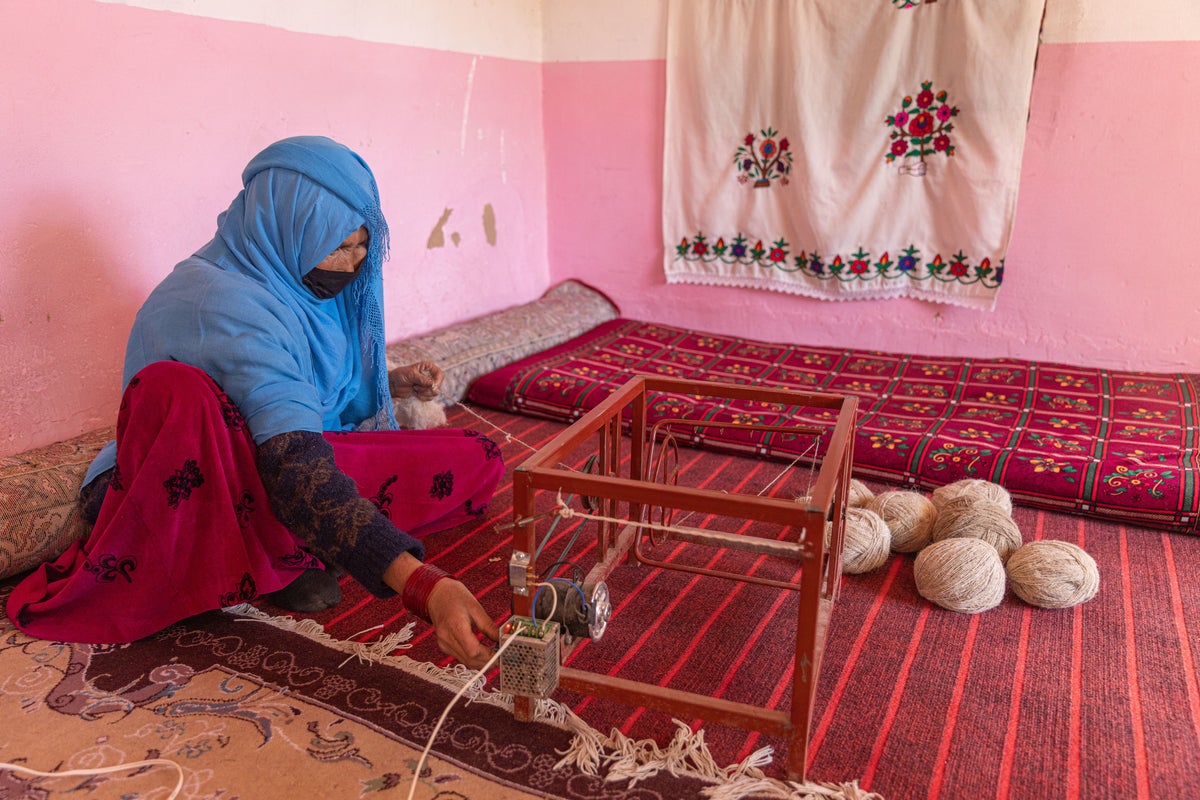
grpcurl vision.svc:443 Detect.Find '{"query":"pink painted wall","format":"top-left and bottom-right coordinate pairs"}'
top-left (5, 1), bottom-right (1199, 459)
top-left (543, 43), bottom-right (1200, 374)
top-left (0, 0), bottom-right (547, 455)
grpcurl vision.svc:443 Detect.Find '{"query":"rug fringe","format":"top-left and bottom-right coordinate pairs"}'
top-left (554, 706), bottom-right (881, 800)
top-left (225, 606), bottom-right (879, 799)
top-left (222, 604), bottom-right (570, 728)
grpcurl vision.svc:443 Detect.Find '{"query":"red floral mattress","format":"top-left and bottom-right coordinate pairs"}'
top-left (466, 319), bottom-right (1200, 534)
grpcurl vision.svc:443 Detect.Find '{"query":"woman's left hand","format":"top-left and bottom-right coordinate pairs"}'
top-left (389, 361), bottom-right (444, 401)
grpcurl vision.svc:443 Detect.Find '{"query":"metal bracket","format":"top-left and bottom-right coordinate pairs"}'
top-left (508, 550), bottom-right (531, 596)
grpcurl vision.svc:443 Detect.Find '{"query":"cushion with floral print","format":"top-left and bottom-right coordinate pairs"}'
top-left (467, 318), bottom-right (1200, 534)
top-left (385, 280), bottom-right (618, 406)
top-left (0, 426), bottom-right (114, 579)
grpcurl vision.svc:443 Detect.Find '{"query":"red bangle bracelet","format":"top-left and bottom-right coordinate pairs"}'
top-left (402, 563), bottom-right (450, 623)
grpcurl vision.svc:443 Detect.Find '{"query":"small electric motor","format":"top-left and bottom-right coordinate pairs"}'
top-left (531, 578), bottom-right (613, 642)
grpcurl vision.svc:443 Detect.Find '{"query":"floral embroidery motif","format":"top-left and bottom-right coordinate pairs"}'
top-left (164, 459), bottom-right (205, 509)
top-left (216, 390), bottom-right (248, 432)
top-left (902, 382), bottom-right (950, 399)
top-left (975, 368), bottom-right (1021, 384)
top-left (674, 232), bottom-right (1002, 288)
top-left (846, 358), bottom-right (892, 374)
top-left (885, 80), bottom-right (959, 175)
top-left (1115, 379), bottom-right (1170, 397)
top-left (1040, 394), bottom-right (1095, 414)
top-left (1113, 424), bottom-right (1176, 443)
top-left (960, 407), bottom-right (1014, 422)
top-left (900, 404), bottom-right (937, 416)
top-left (869, 432), bottom-right (910, 452)
top-left (477, 436), bottom-right (501, 461)
top-left (233, 491), bottom-right (255, 527)
top-left (462, 430), bottom-right (502, 461)
top-left (84, 553), bottom-right (138, 583)
top-left (1102, 463), bottom-right (1172, 499)
top-left (370, 475), bottom-right (399, 520)
top-left (218, 572), bottom-right (257, 607)
top-left (928, 442), bottom-right (989, 474)
top-left (871, 416), bottom-right (929, 431)
top-left (734, 127), bottom-right (793, 188)
top-left (980, 391), bottom-right (1017, 406)
top-left (955, 427), bottom-right (1001, 443)
top-left (1053, 374), bottom-right (1096, 391)
top-left (1027, 432), bottom-right (1086, 453)
top-left (651, 396), bottom-right (696, 418)
top-left (1016, 455), bottom-right (1079, 481)
top-left (430, 470), bottom-right (454, 501)
top-left (534, 372), bottom-right (588, 396)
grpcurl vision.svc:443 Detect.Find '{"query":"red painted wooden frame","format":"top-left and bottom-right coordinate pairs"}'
top-left (508, 376), bottom-right (856, 781)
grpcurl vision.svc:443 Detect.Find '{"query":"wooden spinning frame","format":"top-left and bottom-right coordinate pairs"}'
top-left (508, 376), bottom-right (857, 781)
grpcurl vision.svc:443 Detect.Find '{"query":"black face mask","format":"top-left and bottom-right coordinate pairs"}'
top-left (302, 265), bottom-right (360, 299)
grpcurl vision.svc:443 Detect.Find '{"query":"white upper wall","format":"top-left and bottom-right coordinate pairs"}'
top-left (99, 0), bottom-right (1200, 61)
top-left (97, 0), bottom-right (545, 59)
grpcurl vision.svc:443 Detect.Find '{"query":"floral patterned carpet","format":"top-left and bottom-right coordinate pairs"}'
top-left (0, 584), bottom-right (716, 799)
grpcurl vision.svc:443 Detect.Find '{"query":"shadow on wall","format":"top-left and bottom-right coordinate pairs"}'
top-left (0, 197), bottom-right (145, 454)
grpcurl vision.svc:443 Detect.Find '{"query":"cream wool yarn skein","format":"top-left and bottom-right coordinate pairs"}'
top-left (931, 478), bottom-right (1013, 515)
top-left (866, 490), bottom-right (937, 553)
top-left (393, 396), bottom-right (448, 429)
top-left (914, 537), bottom-right (1007, 614)
top-left (930, 495), bottom-right (1023, 563)
top-left (846, 478), bottom-right (875, 508)
top-left (1006, 540), bottom-right (1100, 609)
top-left (841, 507), bottom-right (891, 574)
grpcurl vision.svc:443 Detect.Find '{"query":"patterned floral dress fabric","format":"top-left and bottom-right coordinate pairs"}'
top-left (663, 0), bottom-right (1046, 309)
top-left (7, 362), bottom-right (503, 644)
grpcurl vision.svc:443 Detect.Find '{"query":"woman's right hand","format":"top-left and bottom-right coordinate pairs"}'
top-left (384, 553), bottom-right (498, 670)
top-left (388, 361), bottom-right (444, 401)
top-left (426, 579), bottom-right (501, 670)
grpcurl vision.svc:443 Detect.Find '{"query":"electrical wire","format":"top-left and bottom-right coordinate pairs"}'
top-left (529, 581), bottom-right (559, 629)
top-left (404, 622), bottom-right (525, 800)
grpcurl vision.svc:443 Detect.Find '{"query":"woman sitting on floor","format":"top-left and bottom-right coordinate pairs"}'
top-left (7, 136), bottom-right (504, 669)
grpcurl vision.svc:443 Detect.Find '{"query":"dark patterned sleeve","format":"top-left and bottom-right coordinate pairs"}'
top-left (255, 430), bottom-right (424, 597)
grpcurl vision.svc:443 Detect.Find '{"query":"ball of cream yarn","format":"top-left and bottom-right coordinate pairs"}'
top-left (866, 490), bottom-right (937, 553)
top-left (914, 537), bottom-right (1007, 614)
top-left (931, 478), bottom-right (1013, 515)
top-left (846, 478), bottom-right (875, 508)
top-left (1006, 540), bottom-right (1100, 609)
top-left (393, 395), bottom-right (448, 429)
top-left (930, 496), bottom-right (1023, 563)
top-left (841, 507), bottom-right (891, 574)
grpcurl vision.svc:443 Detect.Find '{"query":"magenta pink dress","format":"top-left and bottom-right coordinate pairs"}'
top-left (7, 362), bottom-right (503, 644)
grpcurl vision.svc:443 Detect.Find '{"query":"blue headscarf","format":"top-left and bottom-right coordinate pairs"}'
top-left (86, 136), bottom-right (397, 484)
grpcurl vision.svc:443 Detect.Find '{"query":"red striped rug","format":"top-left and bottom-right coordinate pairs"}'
top-left (266, 404), bottom-right (1200, 799)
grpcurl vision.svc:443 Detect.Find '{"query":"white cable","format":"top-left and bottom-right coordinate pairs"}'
top-left (0, 758), bottom-right (184, 798)
top-left (405, 623), bottom-right (525, 800)
top-left (531, 581), bottom-right (559, 629)
top-left (406, 586), bottom-right (564, 800)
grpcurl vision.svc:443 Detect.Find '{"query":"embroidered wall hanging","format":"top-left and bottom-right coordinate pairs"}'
top-left (662, 0), bottom-right (1047, 310)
